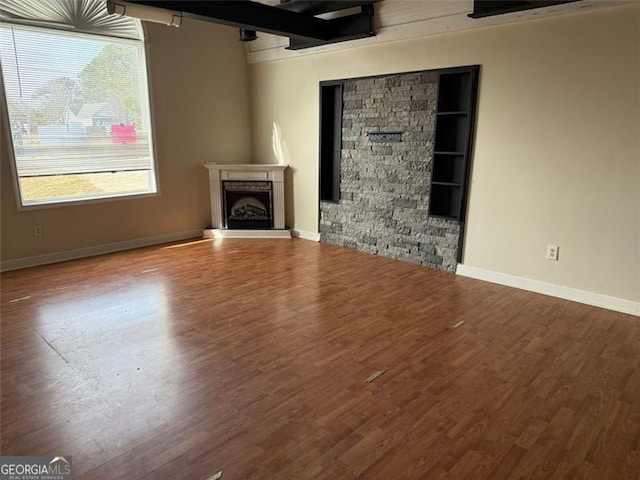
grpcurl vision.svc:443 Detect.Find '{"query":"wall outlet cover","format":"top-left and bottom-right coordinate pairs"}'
top-left (546, 244), bottom-right (559, 261)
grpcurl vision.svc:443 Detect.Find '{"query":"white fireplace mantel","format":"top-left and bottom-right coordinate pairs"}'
top-left (203, 163), bottom-right (290, 239)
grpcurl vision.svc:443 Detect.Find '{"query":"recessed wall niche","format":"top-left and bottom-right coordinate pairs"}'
top-left (319, 67), bottom-right (479, 271)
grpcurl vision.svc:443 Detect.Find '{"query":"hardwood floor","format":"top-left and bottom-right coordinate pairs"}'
top-left (1, 238), bottom-right (639, 479)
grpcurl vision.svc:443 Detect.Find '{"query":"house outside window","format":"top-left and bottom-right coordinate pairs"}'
top-left (0, 0), bottom-right (158, 207)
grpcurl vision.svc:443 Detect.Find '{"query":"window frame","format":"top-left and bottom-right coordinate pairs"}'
top-left (0, 22), bottom-right (161, 211)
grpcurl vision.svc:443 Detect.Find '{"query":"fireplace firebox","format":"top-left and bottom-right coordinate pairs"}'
top-left (222, 181), bottom-right (273, 229)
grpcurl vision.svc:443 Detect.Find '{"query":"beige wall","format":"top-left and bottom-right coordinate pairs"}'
top-left (249, 5), bottom-right (640, 302)
top-left (1, 19), bottom-right (252, 261)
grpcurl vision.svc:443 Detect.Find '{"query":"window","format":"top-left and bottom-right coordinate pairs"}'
top-left (0, 1), bottom-right (157, 207)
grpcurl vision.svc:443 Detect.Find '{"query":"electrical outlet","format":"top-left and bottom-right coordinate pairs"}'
top-left (33, 225), bottom-right (43, 237)
top-left (546, 244), bottom-right (559, 261)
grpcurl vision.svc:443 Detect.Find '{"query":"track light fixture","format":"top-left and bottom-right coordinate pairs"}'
top-left (106, 0), bottom-right (182, 27)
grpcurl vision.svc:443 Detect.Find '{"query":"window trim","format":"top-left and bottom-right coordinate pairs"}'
top-left (0, 21), bottom-right (161, 211)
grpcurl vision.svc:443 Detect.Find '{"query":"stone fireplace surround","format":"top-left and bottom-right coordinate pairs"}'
top-left (203, 163), bottom-right (290, 238)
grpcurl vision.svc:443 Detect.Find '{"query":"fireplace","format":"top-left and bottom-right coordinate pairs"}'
top-left (223, 181), bottom-right (273, 229)
top-left (203, 163), bottom-right (290, 238)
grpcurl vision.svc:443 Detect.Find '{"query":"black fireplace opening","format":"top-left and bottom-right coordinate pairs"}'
top-left (222, 180), bottom-right (273, 229)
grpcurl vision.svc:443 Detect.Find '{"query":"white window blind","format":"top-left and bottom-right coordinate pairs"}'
top-left (0, 0), bottom-right (141, 40)
top-left (0, 1), bottom-right (157, 206)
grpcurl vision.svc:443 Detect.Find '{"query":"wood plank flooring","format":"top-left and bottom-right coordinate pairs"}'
top-left (1, 238), bottom-right (639, 479)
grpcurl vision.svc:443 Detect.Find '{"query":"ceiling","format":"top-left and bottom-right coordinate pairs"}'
top-left (246, 0), bottom-right (632, 63)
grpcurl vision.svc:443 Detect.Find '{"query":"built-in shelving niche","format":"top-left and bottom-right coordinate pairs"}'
top-left (429, 67), bottom-right (479, 222)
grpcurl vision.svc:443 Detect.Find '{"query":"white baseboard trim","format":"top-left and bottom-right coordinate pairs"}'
top-left (0, 230), bottom-right (202, 272)
top-left (456, 264), bottom-right (639, 317)
top-left (291, 229), bottom-right (321, 242)
top-left (202, 228), bottom-right (291, 239)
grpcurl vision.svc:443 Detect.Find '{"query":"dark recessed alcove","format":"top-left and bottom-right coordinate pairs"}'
top-left (319, 83), bottom-right (343, 203)
top-left (437, 73), bottom-right (471, 112)
top-left (432, 153), bottom-right (465, 185)
top-left (434, 115), bottom-right (469, 153)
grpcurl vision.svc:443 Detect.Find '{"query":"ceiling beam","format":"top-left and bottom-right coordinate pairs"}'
top-left (468, 0), bottom-right (580, 19)
top-left (287, 6), bottom-right (375, 50)
top-left (129, 0), bottom-right (333, 41)
top-left (276, 0), bottom-right (379, 16)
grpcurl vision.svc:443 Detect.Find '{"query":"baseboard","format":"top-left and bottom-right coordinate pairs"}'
top-left (291, 229), bottom-right (321, 242)
top-left (0, 230), bottom-right (202, 272)
top-left (456, 264), bottom-right (639, 317)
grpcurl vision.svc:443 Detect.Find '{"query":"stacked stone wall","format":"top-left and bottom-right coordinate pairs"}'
top-left (320, 71), bottom-right (461, 271)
